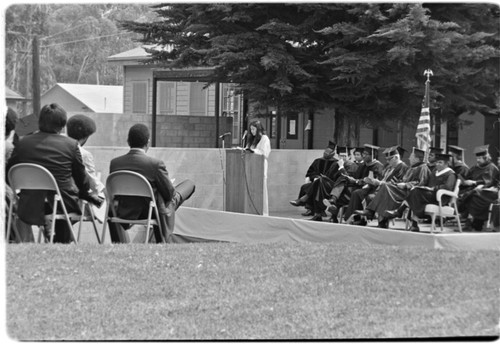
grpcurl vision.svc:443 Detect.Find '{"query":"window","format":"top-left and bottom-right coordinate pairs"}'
top-left (157, 81), bottom-right (176, 115)
top-left (132, 82), bottom-right (147, 113)
top-left (189, 82), bottom-right (207, 116)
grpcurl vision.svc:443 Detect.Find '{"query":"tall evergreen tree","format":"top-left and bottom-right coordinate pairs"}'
top-left (120, 3), bottom-right (499, 143)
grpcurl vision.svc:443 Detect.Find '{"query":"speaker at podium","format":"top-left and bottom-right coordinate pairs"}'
top-left (225, 149), bottom-right (265, 215)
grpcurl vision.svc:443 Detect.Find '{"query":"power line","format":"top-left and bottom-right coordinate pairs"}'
top-left (40, 31), bottom-right (136, 48)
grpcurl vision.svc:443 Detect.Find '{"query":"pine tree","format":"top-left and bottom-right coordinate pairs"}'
top-left (120, 3), bottom-right (499, 143)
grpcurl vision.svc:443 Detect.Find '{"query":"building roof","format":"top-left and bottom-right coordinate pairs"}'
top-left (6, 86), bottom-right (28, 100)
top-left (107, 46), bottom-right (151, 62)
top-left (44, 83), bottom-right (123, 113)
top-left (107, 45), bottom-right (173, 63)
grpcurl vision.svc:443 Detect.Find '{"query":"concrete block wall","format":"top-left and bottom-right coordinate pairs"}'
top-left (71, 112), bottom-right (233, 148)
top-left (86, 147), bottom-right (322, 213)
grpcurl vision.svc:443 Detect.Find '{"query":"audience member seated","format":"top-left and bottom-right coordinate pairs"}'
top-left (6, 103), bottom-right (98, 243)
top-left (107, 124), bottom-right (195, 243)
top-left (290, 141), bottom-right (337, 216)
top-left (356, 147), bottom-right (431, 228)
top-left (385, 153), bottom-right (456, 232)
top-left (66, 114), bottom-right (106, 220)
top-left (458, 145), bottom-right (499, 231)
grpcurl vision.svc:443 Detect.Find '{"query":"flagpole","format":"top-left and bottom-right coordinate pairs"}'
top-left (416, 69), bottom-right (433, 163)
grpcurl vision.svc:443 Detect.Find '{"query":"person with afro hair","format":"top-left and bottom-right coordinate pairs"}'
top-left (5, 107), bottom-right (18, 162)
top-left (66, 114), bottom-right (105, 220)
top-left (66, 114), bottom-right (104, 195)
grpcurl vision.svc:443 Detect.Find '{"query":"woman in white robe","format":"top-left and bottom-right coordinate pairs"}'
top-left (245, 120), bottom-right (271, 216)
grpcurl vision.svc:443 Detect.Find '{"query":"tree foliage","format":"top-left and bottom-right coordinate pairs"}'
top-left (5, 3), bottom-right (158, 99)
top-left (120, 3), bottom-right (499, 128)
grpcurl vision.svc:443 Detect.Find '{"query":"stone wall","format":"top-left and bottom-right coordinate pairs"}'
top-left (86, 147), bottom-right (322, 213)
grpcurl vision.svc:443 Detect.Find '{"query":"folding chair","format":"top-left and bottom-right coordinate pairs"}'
top-left (101, 171), bottom-right (166, 244)
top-left (76, 199), bottom-right (101, 243)
top-left (424, 179), bottom-right (462, 233)
top-left (7, 163), bottom-right (79, 243)
top-left (5, 186), bottom-right (21, 243)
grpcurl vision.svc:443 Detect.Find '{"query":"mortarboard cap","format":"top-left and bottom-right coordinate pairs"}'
top-left (473, 145), bottom-right (489, 156)
top-left (354, 147), bottom-right (365, 154)
top-left (412, 147), bottom-right (425, 159)
top-left (327, 140), bottom-right (337, 150)
top-left (363, 144), bottom-right (379, 158)
top-left (336, 146), bottom-right (351, 155)
top-left (447, 145), bottom-right (465, 155)
top-left (429, 147), bottom-right (443, 154)
top-left (435, 153), bottom-right (452, 162)
top-left (384, 145), bottom-right (405, 158)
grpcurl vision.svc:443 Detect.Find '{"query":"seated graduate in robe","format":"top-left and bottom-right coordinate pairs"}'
top-left (448, 145), bottom-right (469, 179)
top-left (356, 147), bottom-right (431, 228)
top-left (459, 145), bottom-right (499, 231)
top-left (346, 145), bottom-right (408, 225)
top-left (290, 141), bottom-right (337, 216)
top-left (386, 152), bottom-right (456, 232)
top-left (427, 147), bottom-right (443, 174)
top-left (323, 144), bottom-right (383, 223)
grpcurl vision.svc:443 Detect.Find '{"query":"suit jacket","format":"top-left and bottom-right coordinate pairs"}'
top-left (6, 131), bottom-right (91, 225)
top-left (109, 149), bottom-right (176, 221)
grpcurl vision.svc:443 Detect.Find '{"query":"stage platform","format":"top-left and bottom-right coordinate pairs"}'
top-left (173, 207), bottom-right (500, 251)
top-left (46, 206), bottom-right (499, 251)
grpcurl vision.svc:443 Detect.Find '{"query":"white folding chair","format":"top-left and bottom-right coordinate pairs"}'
top-left (7, 163), bottom-right (79, 243)
top-left (101, 171), bottom-right (166, 244)
top-left (424, 179), bottom-right (462, 233)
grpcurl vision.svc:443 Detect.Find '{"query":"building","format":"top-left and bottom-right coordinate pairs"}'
top-left (41, 83), bottom-right (123, 114)
top-left (107, 46), bottom-right (498, 164)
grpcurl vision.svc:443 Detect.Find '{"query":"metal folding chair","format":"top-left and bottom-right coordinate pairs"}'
top-left (7, 163), bottom-right (79, 243)
top-left (76, 199), bottom-right (101, 243)
top-left (101, 171), bottom-right (166, 244)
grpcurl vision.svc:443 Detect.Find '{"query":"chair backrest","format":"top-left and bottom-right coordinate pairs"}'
top-left (453, 178), bottom-right (461, 195)
top-left (106, 171), bottom-right (156, 201)
top-left (8, 163), bottom-right (60, 192)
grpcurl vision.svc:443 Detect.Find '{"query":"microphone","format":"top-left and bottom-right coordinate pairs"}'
top-left (219, 132), bottom-right (231, 139)
top-left (241, 130), bottom-right (247, 146)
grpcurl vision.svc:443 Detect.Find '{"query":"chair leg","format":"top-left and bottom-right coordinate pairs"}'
top-left (338, 207), bottom-right (344, 223)
top-left (454, 204), bottom-right (462, 232)
top-left (101, 203), bottom-right (111, 244)
top-left (77, 201), bottom-right (86, 242)
top-left (6, 202), bottom-right (14, 242)
top-left (145, 204), bottom-right (154, 244)
top-left (87, 205), bottom-right (101, 244)
top-left (430, 214), bottom-right (436, 234)
top-left (439, 214), bottom-right (444, 232)
top-left (58, 199), bottom-right (78, 244)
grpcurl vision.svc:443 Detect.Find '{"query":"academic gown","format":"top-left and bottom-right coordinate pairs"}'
top-left (303, 159), bottom-right (344, 214)
top-left (297, 157), bottom-right (338, 200)
top-left (406, 167), bottom-right (456, 218)
top-left (452, 161), bottom-right (469, 179)
top-left (461, 162), bottom-right (500, 221)
top-left (331, 160), bottom-right (384, 209)
top-left (366, 162), bottom-right (431, 217)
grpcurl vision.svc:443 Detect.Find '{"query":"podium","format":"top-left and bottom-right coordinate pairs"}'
top-left (225, 149), bottom-right (264, 215)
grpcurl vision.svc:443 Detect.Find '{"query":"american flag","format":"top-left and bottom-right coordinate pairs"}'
top-left (416, 71), bottom-right (432, 152)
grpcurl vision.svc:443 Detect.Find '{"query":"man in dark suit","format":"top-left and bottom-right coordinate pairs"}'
top-left (6, 103), bottom-right (96, 243)
top-left (108, 124), bottom-right (195, 243)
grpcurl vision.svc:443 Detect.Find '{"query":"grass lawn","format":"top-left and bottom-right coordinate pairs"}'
top-left (4, 242), bottom-right (500, 340)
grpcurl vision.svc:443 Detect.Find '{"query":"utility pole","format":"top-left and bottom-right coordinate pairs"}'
top-left (32, 35), bottom-right (40, 117)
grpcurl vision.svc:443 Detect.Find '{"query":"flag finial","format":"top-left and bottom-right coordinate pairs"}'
top-left (424, 69), bottom-right (433, 82)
